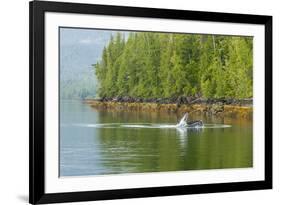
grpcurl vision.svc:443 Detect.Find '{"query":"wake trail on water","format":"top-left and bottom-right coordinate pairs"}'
top-left (61, 113), bottom-right (232, 129)
top-left (62, 123), bottom-right (231, 129)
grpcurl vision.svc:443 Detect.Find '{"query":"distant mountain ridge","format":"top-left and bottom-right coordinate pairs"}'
top-left (60, 28), bottom-right (115, 99)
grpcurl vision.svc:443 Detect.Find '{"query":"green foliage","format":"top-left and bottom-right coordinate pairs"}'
top-left (94, 32), bottom-right (253, 99)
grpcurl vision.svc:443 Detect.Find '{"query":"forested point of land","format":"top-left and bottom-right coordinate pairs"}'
top-left (94, 32), bottom-right (253, 100)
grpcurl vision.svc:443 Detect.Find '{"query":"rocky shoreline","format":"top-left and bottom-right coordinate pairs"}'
top-left (93, 96), bottom-right (252, 105)
top-left (84, 97), bottom-right (253, 119)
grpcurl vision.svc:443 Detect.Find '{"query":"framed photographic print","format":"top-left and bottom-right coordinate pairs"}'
top-left (29, 0), bottom-right (272, 204)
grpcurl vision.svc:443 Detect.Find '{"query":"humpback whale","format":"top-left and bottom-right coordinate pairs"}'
top-left (176, 113), bottom-right (203, 128)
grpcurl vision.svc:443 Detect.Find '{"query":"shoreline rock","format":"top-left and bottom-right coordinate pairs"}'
top-left (84, 98), bottom-right (253, 119)
top-left (94, 96), bottom-right (253, 106)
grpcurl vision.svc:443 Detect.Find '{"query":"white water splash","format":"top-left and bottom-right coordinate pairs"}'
top-left (176, 113), bottom-right (188, 128)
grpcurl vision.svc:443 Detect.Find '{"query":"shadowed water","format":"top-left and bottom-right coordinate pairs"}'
top-left (60, 100), bottom-right (253, 176)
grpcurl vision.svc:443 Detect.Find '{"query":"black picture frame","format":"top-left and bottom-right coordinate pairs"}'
top-left (29, 0), bottom-right (272, 204)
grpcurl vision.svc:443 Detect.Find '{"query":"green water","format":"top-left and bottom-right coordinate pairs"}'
top-left (60, 100), bottom-right (253, 176)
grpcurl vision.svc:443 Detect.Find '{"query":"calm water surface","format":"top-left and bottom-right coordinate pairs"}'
top-left (60, 100), bottom-right (253, 176)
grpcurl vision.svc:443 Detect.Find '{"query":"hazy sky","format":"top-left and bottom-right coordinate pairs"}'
top-left (59, 27), bottom-right (130, 71)
top-left (60, 27), bottom-right (117, 46)
top-left (59, 28), bottom-right (116, 77)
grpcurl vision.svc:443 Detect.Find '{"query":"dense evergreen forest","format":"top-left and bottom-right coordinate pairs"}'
top-left (94, 32), bottom-right (253, 100)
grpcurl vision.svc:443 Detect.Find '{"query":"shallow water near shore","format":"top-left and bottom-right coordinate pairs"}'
top-left (60, 100), bottom-right (253, 176)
